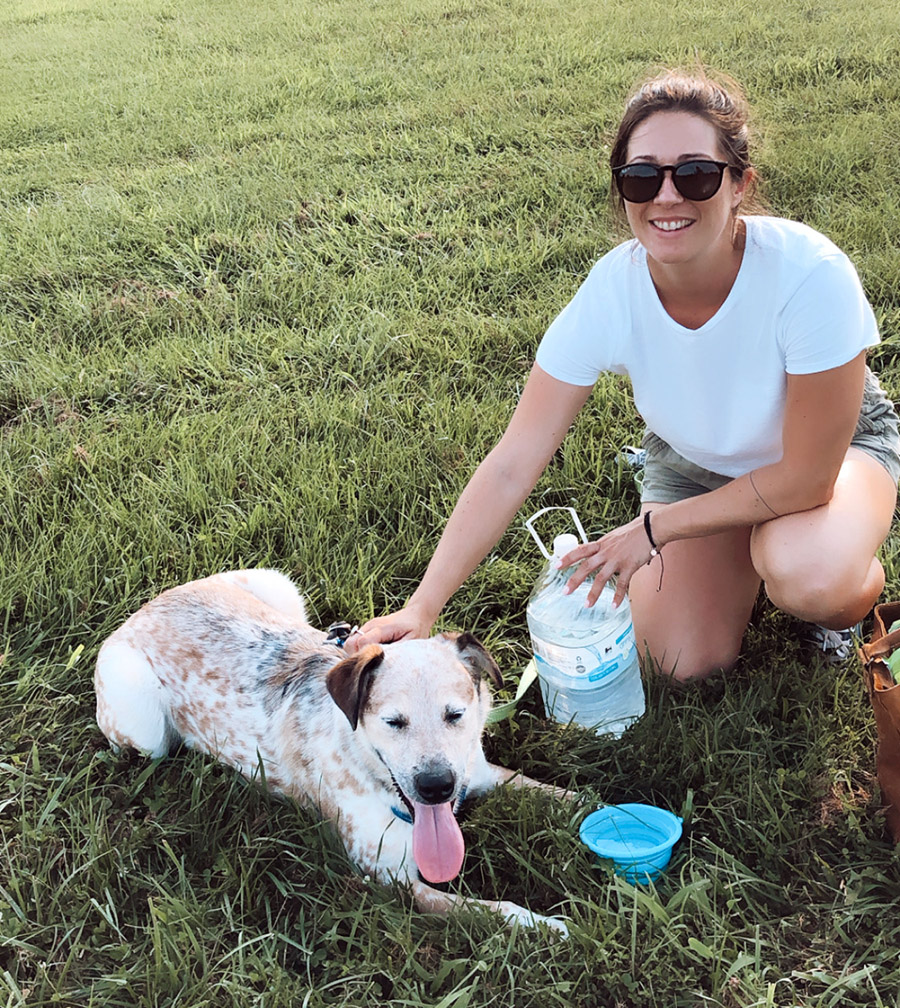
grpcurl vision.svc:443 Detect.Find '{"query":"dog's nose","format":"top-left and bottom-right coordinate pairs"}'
top-left (414, 769), bottom-right (456, 804)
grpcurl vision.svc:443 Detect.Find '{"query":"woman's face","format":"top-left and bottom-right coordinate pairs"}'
top-left (622, 110), bottom-right (747, 268)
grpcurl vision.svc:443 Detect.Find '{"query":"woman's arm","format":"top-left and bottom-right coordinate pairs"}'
top-left (562, 351), bottom-right (867, 606)
top-left (348, 365), bottom-right (594, 647)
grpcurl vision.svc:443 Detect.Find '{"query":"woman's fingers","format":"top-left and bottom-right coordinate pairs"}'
top-left (561, 544), bottom-right (605, 593)
top-left (345, 608), bottom-right (431, 653)
top-left (558, 518), bottom-right (652, 607)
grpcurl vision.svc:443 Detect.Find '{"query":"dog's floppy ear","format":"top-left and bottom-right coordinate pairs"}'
top-left (448, 632), bottom-right (503, 691)
top-left (326, 644), bottom-right (385, 730)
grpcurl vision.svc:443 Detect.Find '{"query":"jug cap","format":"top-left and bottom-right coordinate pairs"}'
top-left (552, 533), bottom-right (579, 558)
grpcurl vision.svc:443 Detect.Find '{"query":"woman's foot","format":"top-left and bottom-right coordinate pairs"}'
top-left (798, 621), bottom-right (862, 664)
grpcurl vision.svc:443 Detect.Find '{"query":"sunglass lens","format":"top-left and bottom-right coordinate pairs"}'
top-left (673, 161), bottom-right (724, 201)
top-left (615, 165), bottom-right (661, 203)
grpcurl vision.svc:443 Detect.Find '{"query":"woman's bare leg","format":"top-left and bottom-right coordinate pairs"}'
top-left (751, 448), bottom-right (897, 628)
top-left (629, 507), bottom-right (760, 682)
top-left (631, 449), bottom-right (897, 681)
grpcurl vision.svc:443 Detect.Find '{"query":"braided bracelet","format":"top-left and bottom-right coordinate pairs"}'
top-left (643, 510), bottom-right (664, 592)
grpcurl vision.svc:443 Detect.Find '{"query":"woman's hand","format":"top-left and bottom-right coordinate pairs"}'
top-left (342, 604), bottom-right (435, 655)
top-left (557, 512), bottom-right (658, 607)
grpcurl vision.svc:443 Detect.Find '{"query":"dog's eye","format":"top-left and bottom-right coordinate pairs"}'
top-left (384, 716), bottom-right (408, 730)
top-left (444, 709), bottom-right (464, 724)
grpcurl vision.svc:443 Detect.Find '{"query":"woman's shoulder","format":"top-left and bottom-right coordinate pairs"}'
top-left (745, 215), bottom-right (846, 268)
top-left (745, 218), bottom-right (874, 342)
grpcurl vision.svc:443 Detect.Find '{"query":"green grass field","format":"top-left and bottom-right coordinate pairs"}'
top-left (3, 0), bottom-right (900, 1004)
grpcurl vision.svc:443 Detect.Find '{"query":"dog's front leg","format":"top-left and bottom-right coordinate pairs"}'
top-left (467, 759), bottom-right (575, 802)
top-left (410, 880), bottom-right (569, 938)
top-left (494, 764), bottom-right (576, 802)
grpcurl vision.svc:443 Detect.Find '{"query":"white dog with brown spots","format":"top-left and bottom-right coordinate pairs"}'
top-left (95, 569), bottom-right (570, 935)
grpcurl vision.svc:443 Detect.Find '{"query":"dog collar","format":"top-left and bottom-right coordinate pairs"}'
top-left (325, 621), bottom-right (358, 649)
top-left (454, 783), bottom-right (468, 811)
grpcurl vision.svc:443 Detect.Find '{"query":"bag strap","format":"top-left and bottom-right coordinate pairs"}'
top-left (861, 627), bottom-right (900, 663)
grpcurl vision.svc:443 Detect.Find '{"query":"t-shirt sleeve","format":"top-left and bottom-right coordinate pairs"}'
top-left (779, 253), bottom-right (880, 375)
top-left (535, 258), bottom-right (625, 387)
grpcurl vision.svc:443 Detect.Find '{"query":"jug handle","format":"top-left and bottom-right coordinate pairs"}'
top-left (524, 507), bottom-right (589, 559)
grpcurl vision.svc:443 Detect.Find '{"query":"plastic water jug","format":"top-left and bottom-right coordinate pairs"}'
top-left (524, 507), bottom-right (645, 737)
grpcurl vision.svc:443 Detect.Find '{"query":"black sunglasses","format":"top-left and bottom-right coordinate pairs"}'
top-left (612, 159), bottom-right (741, 203)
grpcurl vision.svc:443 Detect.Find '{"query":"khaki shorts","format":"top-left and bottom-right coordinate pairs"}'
top-left (640, 367), bottom-right (900, 504)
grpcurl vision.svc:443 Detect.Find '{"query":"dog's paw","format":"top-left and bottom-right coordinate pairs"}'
top-left (534, 914), bottom-right (570, 939)
top-left (499, 902), bottom-right (570, 939)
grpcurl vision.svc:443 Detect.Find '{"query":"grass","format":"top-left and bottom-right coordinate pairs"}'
top-left (3, 0), bottom-right (900, 1004)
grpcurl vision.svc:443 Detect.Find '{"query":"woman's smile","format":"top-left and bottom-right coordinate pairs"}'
top-left (650, 218), bottom-right (694, 232)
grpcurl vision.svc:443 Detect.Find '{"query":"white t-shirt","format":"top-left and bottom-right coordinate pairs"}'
top-left (536, 216), bottom-right (879, 477)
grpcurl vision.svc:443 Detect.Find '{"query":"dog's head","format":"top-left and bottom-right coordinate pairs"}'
top-left (325, 632), bottom-right (502, 883)
top-left (325, 632), bottom-right (501, 734)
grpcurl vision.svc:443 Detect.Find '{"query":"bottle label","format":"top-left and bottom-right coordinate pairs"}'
top-left (531, 630), bottom-right (637, 684)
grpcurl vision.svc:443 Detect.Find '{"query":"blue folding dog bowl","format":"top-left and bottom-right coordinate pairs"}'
top-left (579, 803), bottom-right (683, 883)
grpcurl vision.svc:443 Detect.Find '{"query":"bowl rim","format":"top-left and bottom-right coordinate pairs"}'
top-left (579, 802), bottom-right (683, 860)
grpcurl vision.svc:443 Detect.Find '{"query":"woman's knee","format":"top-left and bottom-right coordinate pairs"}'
top-left (756, 544), bottom-right (883, 626)
top-left (630, 529), bottom-right (758, 683)
top-left (751, 453), bottom-right (895, 626)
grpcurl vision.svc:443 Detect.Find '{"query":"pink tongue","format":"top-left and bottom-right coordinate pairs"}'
top-left (411, 801), bottom-right (465, 883)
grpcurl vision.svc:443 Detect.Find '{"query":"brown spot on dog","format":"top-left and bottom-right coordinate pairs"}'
top-left (329, 765), bottom-right (368, 798)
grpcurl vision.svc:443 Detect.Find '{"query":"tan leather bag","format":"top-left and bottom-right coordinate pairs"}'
top-left (859, 601), bottom-right (900, 843)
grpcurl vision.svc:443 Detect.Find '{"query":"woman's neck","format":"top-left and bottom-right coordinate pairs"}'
top-left (647, 218), bottom-right (746, 330)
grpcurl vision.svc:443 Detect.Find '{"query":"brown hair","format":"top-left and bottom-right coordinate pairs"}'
top-left (608, 68), bottom-right (765, 218)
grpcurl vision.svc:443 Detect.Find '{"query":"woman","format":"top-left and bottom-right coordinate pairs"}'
top-left (349, 69), bottom-right (900, 682)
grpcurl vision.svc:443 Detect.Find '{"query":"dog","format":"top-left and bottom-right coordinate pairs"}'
top-left (94, 569), bottom-right (569, 935)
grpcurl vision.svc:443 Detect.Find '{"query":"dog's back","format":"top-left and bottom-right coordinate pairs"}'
top-left (95, 571), bottom-right (329, 771)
